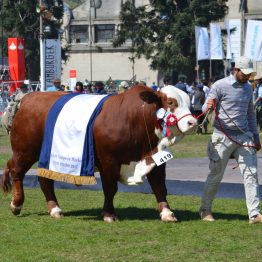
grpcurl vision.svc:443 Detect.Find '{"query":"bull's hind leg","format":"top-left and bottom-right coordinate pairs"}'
top-left (147, 163), bottom-right (177, 222)
top-left (2, 158), bottom-right (27, 215)
top-left (38, 177), bottom-right (63, 218)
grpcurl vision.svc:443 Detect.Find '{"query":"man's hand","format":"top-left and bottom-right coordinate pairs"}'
top-left (255, 141), bottom-right (262, 151)
top-left (206, 98), bottom-right (216, 109)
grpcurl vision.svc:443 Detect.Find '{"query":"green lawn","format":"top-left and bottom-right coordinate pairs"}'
top-left (0, 189), bottom-right (262, 262)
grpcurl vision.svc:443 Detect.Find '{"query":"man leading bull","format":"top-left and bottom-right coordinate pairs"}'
top-left (199, 56), bottom-right (262, 224)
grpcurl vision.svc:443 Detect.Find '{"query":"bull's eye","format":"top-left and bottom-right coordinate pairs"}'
top-left (166, 99), bottom-right (178, 112)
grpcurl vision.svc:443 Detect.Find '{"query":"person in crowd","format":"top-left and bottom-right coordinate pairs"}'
top-left (157, 76), bottom-right (172, 91)
top-left (118, 81), bottom-right (129, 94)
top-left (150, 82), bottom-right (158, 91)
top-left (175, 77), bottom-right (188, 93)
top-left (74, 81), bottom-right (85, 93)
top-left (199, 56), bottom-right (262, 224)
top-left (46, 78), bottom-right (63, 91)
top-left (202, 80), bottom-right (210, 99)
top-left (191, 83), bottom-right (206, 134)
top-left (86, 83), bottom-right (93, 94)
top-left (254, 74), bottom-right (262, 132)
top-left (139, 80), bottom-right (147, 86)
top-left (94, 81), bottom-right (107, 94)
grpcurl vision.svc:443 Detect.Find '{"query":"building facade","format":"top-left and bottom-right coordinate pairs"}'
top-left (61, 0), bottom-right (262, 85)
top-left (61, 0), bottom-right (157, 86)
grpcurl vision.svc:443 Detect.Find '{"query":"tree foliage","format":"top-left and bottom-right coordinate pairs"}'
top-left (0, 0), bottom-right (63, 81)
top-left (113, 0), bottom-right (228, 80)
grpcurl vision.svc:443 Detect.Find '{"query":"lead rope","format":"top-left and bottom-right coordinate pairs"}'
top-left (214, 103), bottom-right (258, 149)
top-left (142, 102), bottom-right (154, 156)
top-left (196, 108), bottom-right (210, 129)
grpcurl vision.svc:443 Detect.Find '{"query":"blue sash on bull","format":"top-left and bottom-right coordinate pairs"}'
top-left (37, 93), bottom-right (110, 185)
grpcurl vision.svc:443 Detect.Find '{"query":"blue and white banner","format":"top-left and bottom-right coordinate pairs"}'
top-left (38, 93), bottom-right (110, 185)
top-left (244, 20), bottom-right (262, 61)
top-left (195, 26), bottom-right (210, 61)
top-left (228, 19), bottom-right (241, 60)
top-left (226, 22), bottom-right (232, 60)
top-left (210, 23), bottom-right (224, 60)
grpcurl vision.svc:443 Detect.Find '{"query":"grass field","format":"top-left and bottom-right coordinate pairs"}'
top-left (1, 190), bottom-right (262, 262)
top-left (1, 127), bottom-right (262, 261)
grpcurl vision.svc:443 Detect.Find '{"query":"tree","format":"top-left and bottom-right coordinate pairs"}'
top-left (0, 0), bottom-right (63, 81)
top-left (113, 0), bottom-right (228, 82)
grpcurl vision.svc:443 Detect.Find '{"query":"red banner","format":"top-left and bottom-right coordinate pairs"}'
top-left (69, 70), bottom-right (76, 78)
top-left (8, 38), bottom-right (26, 94)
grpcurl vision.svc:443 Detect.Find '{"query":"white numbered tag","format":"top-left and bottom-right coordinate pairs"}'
top-left (152, 150), bottom-right (173, 166)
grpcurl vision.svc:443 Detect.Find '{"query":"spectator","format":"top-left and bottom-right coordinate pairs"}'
top-left (175, 77), bottom-right (187, 93)
top-left (191, 83), bottom-right (205, 134)
top-left (86, 83), bottom-right (93, 94)
top-left (94, 81), bottom-right (107, 95)
top-left (46, 78), bottom-right (63, 92)
top-left (150, 82), bottom-right (158, 91)
top-left (202, 80), bottom-right (210, 99)
top-left (157, 76), bottom-right (172, 91)
top-left (199, 56), bottom-right (262, 224)
top-left (254, 74), bottom-right (262, 132)
top-left (139, 80), bottom-right (147, 86)
top-left (74, 81), bottom-right (85, 93)
top-left (118, 81), bottom-right (129, 94)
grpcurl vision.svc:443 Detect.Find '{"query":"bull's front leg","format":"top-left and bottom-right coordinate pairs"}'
top-left (126, 159), bottom-right (156, 185)
top-left (147, 163), bottom-right (177, 222)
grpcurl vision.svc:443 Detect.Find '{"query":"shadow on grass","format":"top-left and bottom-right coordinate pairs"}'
top-left (174, 209), bottom-right (247, 222)
top-left (55, 207), bottom-right (248, 222)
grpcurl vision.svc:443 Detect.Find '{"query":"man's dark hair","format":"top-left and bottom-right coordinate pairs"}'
top-left (163, 76), bottom-right (171, 85)
top-left (95, 81), bottom-right (104, 88)
top-left (76, 81), bottom-right (83, 88)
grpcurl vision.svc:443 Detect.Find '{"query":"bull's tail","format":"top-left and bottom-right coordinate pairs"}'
top-left (1, 165), bottom-right (12, 194)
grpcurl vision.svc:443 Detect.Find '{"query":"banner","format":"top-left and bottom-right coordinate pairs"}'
top-left (244, 20), bottom-right (262, 61)
top-left (44, 39), bottom-right (61, 88)
top-left (228, 19), bottom-right (241, 60)
top-left (195, 26), bottom-right (210, 61)
top-left (226, 21), bottom-right (232, 59)
top-left (210, 23), bottom-right (224, 60)
top-left (69, 69), bottom-right (77, 91)
top-left (8, 38), bottom-right (26, 94)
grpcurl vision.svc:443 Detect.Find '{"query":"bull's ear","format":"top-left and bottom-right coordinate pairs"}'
top-left (140, 91), bottom-right (162, 107)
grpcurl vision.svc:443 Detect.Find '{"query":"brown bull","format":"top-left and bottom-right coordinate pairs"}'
top-left (1, 85), bottom-right (197, 222)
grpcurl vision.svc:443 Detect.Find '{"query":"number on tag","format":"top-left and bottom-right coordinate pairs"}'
top-left (152, 150), bottom-right (173, 166)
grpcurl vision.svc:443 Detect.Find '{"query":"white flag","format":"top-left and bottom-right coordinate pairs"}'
top-left (226, 22), bottom-right (232, 59)
top-left (244, 20), bottom-right (262, 61)
top-left (210, 23), bottom-right (224, 60)
top-left (44, 39), bottom-right (62, 89)
top-left (195, 26), bottom-right (210, 60)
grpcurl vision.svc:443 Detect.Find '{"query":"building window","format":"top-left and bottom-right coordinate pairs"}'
top-left (70, 25), bottom-right (89, 43)
top-left (95, 24), bottom-right (115, 43)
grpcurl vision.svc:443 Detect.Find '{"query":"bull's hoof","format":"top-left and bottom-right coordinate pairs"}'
top-left (10, 202), bottom-right (23, 216)
top-left (160, 208), bottom-right (178, 222)
top-left (103, 214), bottom-right (119, 223)
top-left (119, 176), bottom-right (143, 186)
top-left (50, 206), bottom-right (63, 219)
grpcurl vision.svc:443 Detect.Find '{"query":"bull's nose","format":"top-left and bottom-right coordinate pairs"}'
top-left (188, 120), bottom-right (197, 127)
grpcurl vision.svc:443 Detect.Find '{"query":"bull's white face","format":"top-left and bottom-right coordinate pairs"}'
top-left (160, 85), bottom-right (197, 135)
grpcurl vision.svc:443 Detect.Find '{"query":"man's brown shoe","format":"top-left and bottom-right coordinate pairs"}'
top-left (249, 214), bottom-right (262, 224)
top-left (199, 210), bottom-right (215, 222)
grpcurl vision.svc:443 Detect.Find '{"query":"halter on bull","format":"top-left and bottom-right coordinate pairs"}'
top-left (1, 85), bottom-right (197, 222)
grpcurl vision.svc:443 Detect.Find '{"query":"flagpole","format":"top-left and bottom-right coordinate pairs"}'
top-left (209, 59), bottom-right (212, 80)
top-left (195, 26), bottom-right (200, 83)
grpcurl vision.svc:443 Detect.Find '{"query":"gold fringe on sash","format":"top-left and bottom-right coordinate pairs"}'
top-left (37, 168), bottom-right (97, 186)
